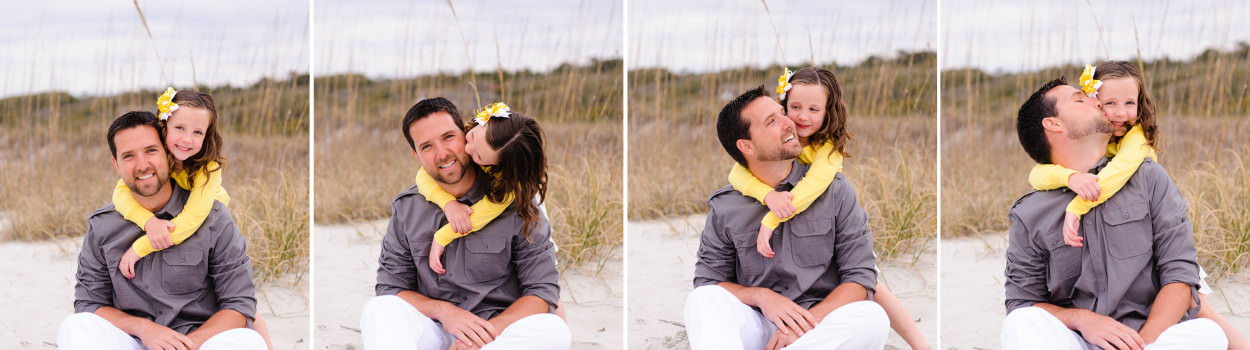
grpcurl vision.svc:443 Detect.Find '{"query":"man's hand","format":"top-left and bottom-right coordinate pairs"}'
top-left (1074, 310), bottom-right (1144, 350)
top-left (119, 248), bottom-right (141, 279)
top-left (756, 225), bottom-right (776, 258)
top-left (444, 201), bottom-right (473, 234)
top-left (1063, 212), bottom-right (1083, 247)
top-left (448, 339), bottom-right (482, 350)
top-left (144, 217), bottom-right (176, 250)
top-left (755, 288), bottom-right (815, 336)
top-left (766, 329), bottom-right (801, 350)
top-left (438, 305), bottom-right (498, 348)
top-left (764, 191), bottom-right (796, 220)
top-left (1068, 173), bottom-right (1101, 201)
top-left (136, 321), bottom-right (195, 350)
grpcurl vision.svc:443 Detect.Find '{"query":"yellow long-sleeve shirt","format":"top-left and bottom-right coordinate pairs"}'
top-left (1027, 125), bottom-right (1157, 215)
top-left (728, 142), bottom-right (844, 230)
top-left (415, 167), bottom-right (515, 247)
top-left (114, 161), bottom-right (230, 257)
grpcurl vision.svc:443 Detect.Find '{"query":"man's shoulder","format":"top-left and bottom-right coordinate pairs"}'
top-left (391, 184), bottom-right (435, 209)
top-left (1009, 188), bottom-right (1071, 221)
top-left (706, 184), bottom-right (755, 210)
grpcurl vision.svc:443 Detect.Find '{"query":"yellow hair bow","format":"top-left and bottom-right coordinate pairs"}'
top-left (157, 87), bottom-right (179, 121)
top-left (776, 67), bottom-right (794, 100)
top-left (474, 102), bottom-right (511, 126)
top-left (1079, 65), bottom-right (1102, 99)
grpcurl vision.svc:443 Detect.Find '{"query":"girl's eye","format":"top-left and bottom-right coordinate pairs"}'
top-left (193, 130), bottom-right (203, 136)
top-left (1126, 101), bottom-right (1136, 105)
top-left (1104, 101), bottom-right (1114, 106)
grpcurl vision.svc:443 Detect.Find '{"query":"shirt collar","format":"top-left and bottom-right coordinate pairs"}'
top-left (778, 159), bottom-right (810, 190)
top-left (153, 184), bottom-right (190, 219)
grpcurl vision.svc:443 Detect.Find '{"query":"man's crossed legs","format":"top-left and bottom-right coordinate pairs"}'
top-left (1001, 306), bottom-right (1226, 350)
top-left (360, 295), bottom-right (571, 350)
top-left (684, 285), bottom-right (889, 349)
top-left (58, 312), bottom-right (266, 350)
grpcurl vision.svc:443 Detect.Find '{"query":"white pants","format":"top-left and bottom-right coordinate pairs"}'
top-left (1001, 306), bottom-right (1227, 350)
top-left (683, 285), bottom-right (889, 350)
top-left (360, 295), bottom-right (571, 350)
top-left (58, 312), bottom-right (266, 350)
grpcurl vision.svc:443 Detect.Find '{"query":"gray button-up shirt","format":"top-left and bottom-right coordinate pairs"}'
top-left (74, 185), bottom-right (257, 334)
top-left (694, 161), bottom-right (878, 309)
top-left (1004, 159), bottom-right (1201, 331)
top-left (375, 173), bottom-right (561, 320)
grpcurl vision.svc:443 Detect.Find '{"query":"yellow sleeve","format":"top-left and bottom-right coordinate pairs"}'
top-left (1027, 164), bottom-right (1080, 191)
top-left (1065, 125), bottom-right (1156, 215)
top-left (415, 168), bottom-right (457, 208)
top-left (761, 143), bottom-right (843, 230)
top-left (432, 193), bottom-right (515, 246)
top-left (113, 179), bottom-right (156, 232)
top-left (728, 163), bottom-right (775, 203)
top-left (130, 162), bottom-right (227, 257)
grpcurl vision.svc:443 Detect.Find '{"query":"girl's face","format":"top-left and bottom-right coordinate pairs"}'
top-left (464, 124), bottom-right (500, 166)
top-left (165, 107), bottom-right (211, 161)
top-left (784, 83), bottom-right (827, 140)
top-left (1097, 77), bottom-right (1139, 137)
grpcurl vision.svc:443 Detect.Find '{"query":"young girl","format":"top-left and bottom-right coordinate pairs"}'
top-left (1029, 61), bottom-right (1248, 349)
top-left (728, 67), bottom-right (930, 350)
top-left (116, 88), bottom-right (229, 279)
top-left (415, 103), bottom-right (548, 275)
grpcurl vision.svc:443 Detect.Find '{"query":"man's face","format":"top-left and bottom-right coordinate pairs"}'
top-left (741, 97), bottom-right (802, 162)
top-left (111, 125), bottom-right (171, 198)
top-left (408, 111), bottom-right (473, 185)
top-left (1047, 85), bottom-right (1112, 140)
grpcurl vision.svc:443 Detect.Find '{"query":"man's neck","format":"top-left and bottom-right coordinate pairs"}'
top-left (440, 169), bottom-right (478, 199)
top-left (1051, 134), bottom-right (1111, 173)
top-left (135, 183), bottom-right (174, 214)
top-left (743, 158), bottom-right (795, 188)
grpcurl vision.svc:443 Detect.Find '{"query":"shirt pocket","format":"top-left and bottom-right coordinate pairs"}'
top-left (730, 230), bottom-right (765, 279)
top-left (161, 250), bottom-right (207, 294)
top-left (1103, 203), bottom-right (1152, 259)
top-left (1047, 240), bottom-right (1081, 302)
top-left (790, 214), bottom-right (835, 268)
top-left (464, 237), bottom-right (510, 282)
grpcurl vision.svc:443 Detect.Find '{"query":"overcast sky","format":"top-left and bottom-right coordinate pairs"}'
top-left (0, 0), bottom-right (308, 98)
top-left (628, 0), bottom-right (935, 73)
top-left (942, 0), bottom-right (1250, 73)
top-left (314, 0), bottom-right (622, 79)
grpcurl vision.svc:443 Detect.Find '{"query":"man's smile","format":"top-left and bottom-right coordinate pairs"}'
top-left (438, 159), bottom-right (456, 169)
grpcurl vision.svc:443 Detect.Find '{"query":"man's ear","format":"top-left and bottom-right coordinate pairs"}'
top-left (1041, 116), bottom-right (1063, 134)
top-left (736, 138), bottom-right (754, 158)
top-left (111, 155), bottom-right (119, 173)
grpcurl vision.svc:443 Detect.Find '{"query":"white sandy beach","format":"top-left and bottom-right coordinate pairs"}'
top-left (941, 232), bottom-right (1250, 349)
top-left (0, 238), bottom-right (310, 349)
top-left (312, 220), bottom-right (623, 349)
top-left (627, 216), bottom-right (937, 350)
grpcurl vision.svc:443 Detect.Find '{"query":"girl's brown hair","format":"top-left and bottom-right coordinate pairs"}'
top-left (781, 67), bottom-right (853, 157)
top-left (483, 112), bottom-right (547, 240)
top-left (1093, 61), bottom-right (1159, 149)
top-left (168, 90), bottom-right (226, 176)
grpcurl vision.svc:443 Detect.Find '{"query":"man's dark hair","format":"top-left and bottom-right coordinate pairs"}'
top-left (717, 85), bottom-right (769, 167)
top-left (107, 111), bottom-right (162, 158)
top-left (1016, 77), bottom-right (1068, 164)
top-left (402, 97), bottom-right (464, 151)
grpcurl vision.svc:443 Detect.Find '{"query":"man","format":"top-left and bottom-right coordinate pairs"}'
top-left (59, 111), bottom-right (265, 349)
top-left (684, 86), bottom-right (889, 349)
top-left (1002, 78), bottom-right (1226, 350)
top-left (360, 97), bottom-right (570, 349)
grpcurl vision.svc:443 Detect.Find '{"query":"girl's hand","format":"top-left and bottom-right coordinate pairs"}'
top-left (1068, 173), bottom-right (1101, 201)
top-left (1063, 212), bottom-right (1084, 247)
top-left (756, 225), bottom-right (775, 258)
top-left (444, 202), bottom-right (473, 234)
top-left (119, 248), bottom-right (141, 279)
top-left (429, 241), bottom-right (447, 274)
top-left (144, 217), bottom-right (176, 250)
top-left (764, 191), bottom-right (796, 219)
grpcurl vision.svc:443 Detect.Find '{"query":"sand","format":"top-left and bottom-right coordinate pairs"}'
top-left (626, 216), bottom-right (938, 350)
top-left (940, 232), bottom-right (1250, 349)
top-left (0, 238), bottom-right (310, 349)
top-left (311, 220), bottom-right (623, 349)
